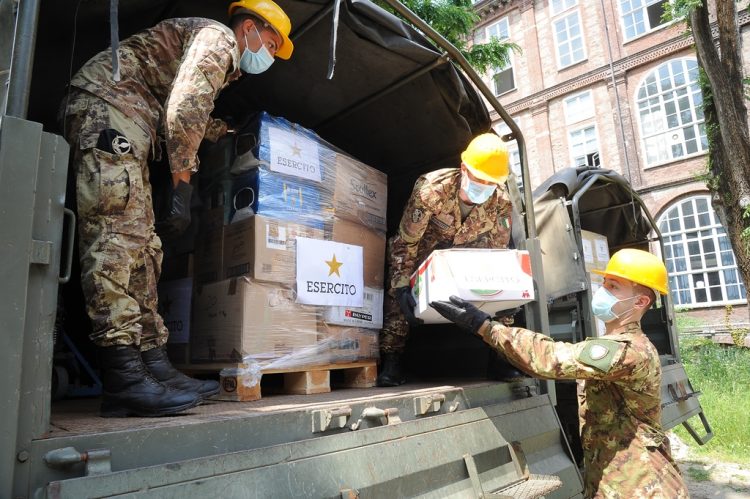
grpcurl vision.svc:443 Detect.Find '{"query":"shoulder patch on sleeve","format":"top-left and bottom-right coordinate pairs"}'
top-left (577, 339), bottom-right (624, 372)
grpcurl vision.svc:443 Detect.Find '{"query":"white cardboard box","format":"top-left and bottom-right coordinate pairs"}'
top-left (322, 287), bottom-right (384, 329)
top-left (410, 249), bottom-right (535, 324)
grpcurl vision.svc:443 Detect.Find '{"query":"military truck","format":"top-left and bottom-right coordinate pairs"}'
top-left (1, 0), bottom-right (712, 497)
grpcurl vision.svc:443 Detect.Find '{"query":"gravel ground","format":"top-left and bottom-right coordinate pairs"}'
top-left (670, 433), bottom-right (750, 498)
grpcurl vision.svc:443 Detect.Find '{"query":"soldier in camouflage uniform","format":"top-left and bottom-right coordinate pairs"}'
top-left (61, 0), bottom-right (294, 417)
top-left (377, 133), bottom-right (514, 386)
top-left (432, 249), bottom-right (689, 498)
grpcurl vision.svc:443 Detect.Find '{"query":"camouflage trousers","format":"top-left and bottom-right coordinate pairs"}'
top-left (63, 90), bottom-right (168, 350)
top-left (380, 290), bottom-right (410, 354)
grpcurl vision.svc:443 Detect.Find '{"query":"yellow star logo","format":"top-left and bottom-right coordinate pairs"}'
top-left (290, 143), bottom-right (302, 157)
top-left (325, 254), bottom-right (343, 277)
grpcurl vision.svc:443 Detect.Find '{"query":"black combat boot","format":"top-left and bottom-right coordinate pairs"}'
top-left (99, 345), bottom-right (200, 417)
top-left (377, 352), bottom-right (406, 386)
top-left (142, 346), bottom-right (220, 399)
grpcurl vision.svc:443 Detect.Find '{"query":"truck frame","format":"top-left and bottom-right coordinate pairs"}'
top-left (0, 0), bottom-right (710, 497)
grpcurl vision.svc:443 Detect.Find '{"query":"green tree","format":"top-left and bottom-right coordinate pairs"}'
top-left (668, 0), bottom-right (750, 317)
top-left (379, 0), bottom-right (520, 74)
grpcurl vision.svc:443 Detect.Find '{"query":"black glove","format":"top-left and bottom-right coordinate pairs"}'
top-left (156, 181), bottom-right (193, 237)
top-left (430, 295), bottom-right (490, 335)
top-left (396, 286), bottom-right (423, 327)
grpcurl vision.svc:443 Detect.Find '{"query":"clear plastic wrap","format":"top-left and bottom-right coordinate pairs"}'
top-left (183, 112), bottom-right (388, 370)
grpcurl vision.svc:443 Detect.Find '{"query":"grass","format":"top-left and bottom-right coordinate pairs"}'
top-left (673, 336), bottom-right (750, 465)
top-left (686, 465), bottom-right (711, 482)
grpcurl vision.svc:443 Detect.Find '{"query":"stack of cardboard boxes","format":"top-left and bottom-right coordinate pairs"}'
top-left (159, 113), bottom-right (385, 368)
top-left (580, 230), bottom-right (611, 336)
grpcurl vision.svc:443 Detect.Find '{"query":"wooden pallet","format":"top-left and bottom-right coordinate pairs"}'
top-left (176, 361), bottom-right (378, 402)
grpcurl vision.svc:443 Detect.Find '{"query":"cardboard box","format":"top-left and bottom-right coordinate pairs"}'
top-left (322, 287), bottom-right (384, 329)
top-left (333, 153), bottom-right (388, 232)
top-left (589, 273), bottom-right (607, 337)
top-left (191, 277), bottom-right (318, 362)
top-left (331, 217), bottom-right (386, 288)
top-left (318, 325), bottom-right (379, 363)
top-left (580, 230), bottom-right (610, 273)
top-left (230, 167), bottom-right (330, 229)
top-left (223, 215), bottom-right (324, 284)
top-left (194, 207), bottom-right (225, 283)
top-left (410, 249), bottom-right (535, 324)
top-left (157, 278), bottom-right (193, 344)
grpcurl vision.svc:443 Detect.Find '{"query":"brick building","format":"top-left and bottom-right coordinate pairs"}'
top-left (472, 0), bottom-right (749, 325)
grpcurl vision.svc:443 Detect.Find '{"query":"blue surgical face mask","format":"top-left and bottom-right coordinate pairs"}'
top-left (240, 25), bottom-right (275, 74)
top-left (461, 173), bottom-right (496, 204)
top-left (591, 287), bottom-right (637, 323)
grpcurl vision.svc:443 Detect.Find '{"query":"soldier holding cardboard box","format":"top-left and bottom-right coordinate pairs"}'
top-left (378, 134), bottom-right (515, 386)
top-left (431, 249), bottom-right (689, 498)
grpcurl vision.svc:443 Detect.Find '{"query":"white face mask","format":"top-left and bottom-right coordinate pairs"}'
top-left (460, 173), bottom-right (496, 204)
top-left (591, 287), bottom-right (638, 323)
top-left (240, 25), bottom-right (275, 74)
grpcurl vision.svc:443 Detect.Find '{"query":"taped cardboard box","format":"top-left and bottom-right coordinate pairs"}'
top-left (157, 278), bottom-right (193, 344)
top-left (330, 217), bottom-right (386, 288)
top-left (223, 214), bottom-right (324, 285)
top-left (230, 167), bottom-right (331, 229)
top-left (194, 206), bottom-right (225, 283)
top-left (191, 277), bottom-right (318, 363)
top-left (333, 153), bottom-right (388, 232)
top-left (410, 249), bottom-right (535, 324)
top-left (317, 325), bottom-right (379, 363)
top-left (321, 287), bottom-right (384, 329)
top-left (580, 230), bottom-right (610, 273)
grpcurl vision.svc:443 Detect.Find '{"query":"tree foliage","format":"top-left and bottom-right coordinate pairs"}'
top-left (378, 0), bottom-right (520, 74)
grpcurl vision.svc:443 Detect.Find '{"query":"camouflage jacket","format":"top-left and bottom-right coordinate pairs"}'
top-left (478, 321), bottom-right (688, 499)
top-left (389, 168), bottom-right (512, 290)
top-left (70, 18), bottom-right (241, 173)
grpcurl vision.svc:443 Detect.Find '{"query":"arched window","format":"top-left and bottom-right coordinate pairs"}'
top-left (658, 195), bottom-right (746, 307)
top-left (636, 58), bottom-right (707, 166)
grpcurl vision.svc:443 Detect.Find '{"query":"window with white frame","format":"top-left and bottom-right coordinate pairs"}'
top-left (474, 17), bottom-right (509, 44)
top-left (621, 0), bottom-right (669, 40)
top-left (658, 195), bottom-right (747, 307)
top-left (569, 125), bottom-right (600, 167)
top-left (551, 0), bottom-right (577, 15)
top-left (492, 57), bottom-right (515, 96)
top-left (475, 18), bottom-right (515, 96)
top-left (564, 91), bottom-right (594, 124)
top-left (554, 11), bottom-right (585, 68)
top-left (637, 58), bottom-right (707, 166)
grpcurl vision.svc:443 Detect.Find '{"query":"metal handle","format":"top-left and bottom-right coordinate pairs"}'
top-left (59, 208), bottom-right (75, 284)
top-left (682, 411), bottom-right (714, 446)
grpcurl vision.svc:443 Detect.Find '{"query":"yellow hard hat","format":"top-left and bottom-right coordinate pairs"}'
top-left (229, 0), bottom-right (294, 60)
top-left (461, 133), bottom-right (510, 184)
top-left (592, 249), bottom-right (669, 295)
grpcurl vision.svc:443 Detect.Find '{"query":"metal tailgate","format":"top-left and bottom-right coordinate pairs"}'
top-left (44, 394), bottom-right (583, 498)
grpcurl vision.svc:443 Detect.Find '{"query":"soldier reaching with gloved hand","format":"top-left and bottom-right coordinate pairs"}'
top-left (377, 133), bottom-right (514, 386)
top-left (431, 249), bottom-right (689, 498)
top-left (61, 0), bottom-right (294, 417)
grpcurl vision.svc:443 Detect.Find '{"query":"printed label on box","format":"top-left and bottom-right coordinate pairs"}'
top-left (322, 287), bottom-right (384, 329)
top-left (595, 239), bottom-right (610, 263)
top-left (269, 126), bottom-right (321, 182)
top-left (296, 238), bottom-right (364, 307)
top-left (266, 224), bottom-right (287, 250)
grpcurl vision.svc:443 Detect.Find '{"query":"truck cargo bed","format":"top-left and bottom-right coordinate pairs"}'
top-left (48, 380), bottom-right (488, 438)
top-left (37, 379), bottom-right (584, 498)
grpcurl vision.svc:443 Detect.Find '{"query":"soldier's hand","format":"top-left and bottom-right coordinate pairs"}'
top-left (156, 181), bottom-right (193, 238)
top-left (396, 286), bottom-right (423, 327)
top-left (430, 296), bottom-right (490, 335)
